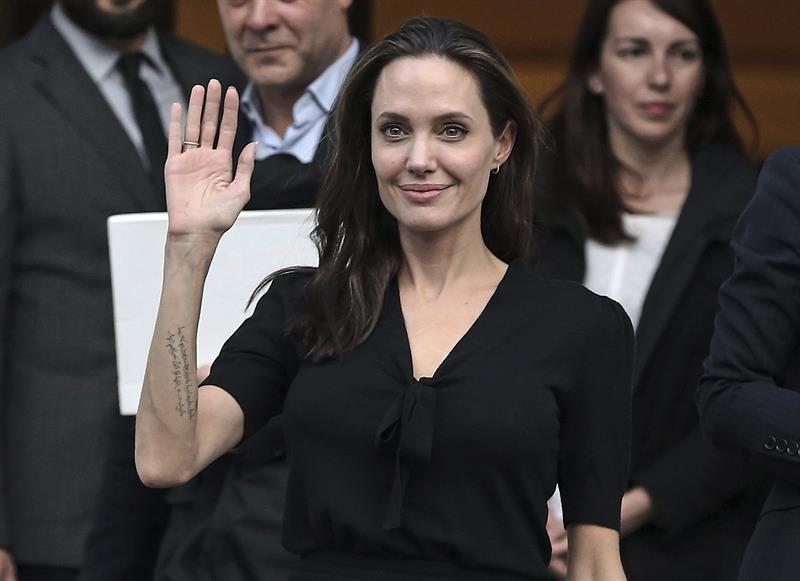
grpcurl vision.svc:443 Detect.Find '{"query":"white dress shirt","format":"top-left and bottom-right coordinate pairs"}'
top-left (584, 212), bottom-right (677, 329)
top-left (51, 3), bottom-right (184, 167)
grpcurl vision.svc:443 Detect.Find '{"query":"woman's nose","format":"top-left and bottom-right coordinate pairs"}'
top-left (405, 136), bottom-right (437, 175)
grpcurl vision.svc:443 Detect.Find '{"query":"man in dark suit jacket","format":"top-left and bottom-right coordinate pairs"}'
top-left (699, 146), bottom-right (800, 581)
top-left (0, 1), bottom-right (241, 579)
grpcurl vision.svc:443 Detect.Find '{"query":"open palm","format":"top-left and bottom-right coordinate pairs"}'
top-left (165, 80), bottom-right (256, 238)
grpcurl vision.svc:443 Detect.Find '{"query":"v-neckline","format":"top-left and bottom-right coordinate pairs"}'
top-left (391, 261), bottom-right (515, 382)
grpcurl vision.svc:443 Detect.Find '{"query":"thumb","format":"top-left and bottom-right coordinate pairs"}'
top-left (231, 142), bottom-right (257, 193)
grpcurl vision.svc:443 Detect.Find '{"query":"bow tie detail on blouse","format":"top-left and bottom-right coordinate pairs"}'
top-left (375, 378), bottom-right (437, 530)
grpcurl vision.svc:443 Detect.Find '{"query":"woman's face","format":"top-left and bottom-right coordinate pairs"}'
top-left (370, 55), bottom-right (514, 236)
top-left (588, 0), bottom-right (704, 151)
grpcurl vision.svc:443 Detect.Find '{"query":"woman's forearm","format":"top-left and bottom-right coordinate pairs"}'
top-left (567, 524), bottom-right (626, 581)
top-left (134, 81), bottom-right (254, 487)
top-left (135, 234), bottom-right (218, 488)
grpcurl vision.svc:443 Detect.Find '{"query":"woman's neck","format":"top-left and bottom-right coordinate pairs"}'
top-left (610, 130), bottom-right (691, 214)
top-left (397, 221), bottom-right (506, 301)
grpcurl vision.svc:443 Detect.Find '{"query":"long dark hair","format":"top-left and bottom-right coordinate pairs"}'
top-left (256, 16), bottom-right (544, 360)
top-left (540, 0), bottom-right (756, 243)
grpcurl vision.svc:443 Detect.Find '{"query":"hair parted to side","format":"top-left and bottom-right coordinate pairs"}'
top-left (255, 16), bottom-right (545, 361)
top-left (540, 0), bottom-right (757, 244)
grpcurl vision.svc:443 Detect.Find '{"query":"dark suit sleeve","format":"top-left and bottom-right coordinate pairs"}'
top-left (79, 415), bottom-right (170, 581)
top-left (634, 426), bottom-right (764, 533)
top-left (0, 119), bottom-right (16, 551)
top-left (698, 147), bottom-right (800, 482)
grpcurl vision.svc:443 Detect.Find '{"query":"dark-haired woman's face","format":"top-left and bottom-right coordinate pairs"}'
top-left (370, 55), bottom-right (514, 237)
top-left (588, 0), bottom-right (704, 152)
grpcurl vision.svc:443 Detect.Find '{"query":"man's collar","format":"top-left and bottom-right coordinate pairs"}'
top-left (306, 38), bottom-right (359, 113)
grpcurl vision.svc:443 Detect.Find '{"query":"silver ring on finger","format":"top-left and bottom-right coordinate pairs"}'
top-left (182, 140), bottom-right (200, 152)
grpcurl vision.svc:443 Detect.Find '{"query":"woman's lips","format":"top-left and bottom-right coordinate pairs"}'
top-left (398, 183), bottom-right (452, 203)
top-left (639, 102), bottom-right (675, 119)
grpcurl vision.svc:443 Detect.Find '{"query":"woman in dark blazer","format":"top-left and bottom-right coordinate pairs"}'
top-left (536, 0), bottom-right (768, 579)
top-left (698, 146), bottom-right (800, 581)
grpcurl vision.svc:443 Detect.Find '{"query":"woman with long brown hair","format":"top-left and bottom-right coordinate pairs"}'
top-left (537, 0), bottom-right (767, 579)
top-left (134, 17), bottom-right (633, 581)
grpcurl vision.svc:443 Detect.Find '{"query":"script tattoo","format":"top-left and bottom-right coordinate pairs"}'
top-left (166, 327), bottom-right (196, 419)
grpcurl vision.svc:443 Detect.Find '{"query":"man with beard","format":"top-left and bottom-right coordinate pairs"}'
top-left (0, 1), bottom-right (241, 579)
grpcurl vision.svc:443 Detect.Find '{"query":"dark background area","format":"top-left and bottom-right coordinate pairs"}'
top-left (0, 0), bottom-right (796, 157)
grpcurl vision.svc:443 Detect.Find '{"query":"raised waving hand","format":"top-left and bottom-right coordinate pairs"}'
top-left (135, 80), bottom-right (255, 488)
top-left (165, 79), bottom-right (256, 240)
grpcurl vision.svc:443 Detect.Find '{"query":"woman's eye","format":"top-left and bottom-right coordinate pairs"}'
top-left (441, 125), bottom-right (467, 139)
top-left (619, 47), bottom-right (646, 59)
top-left (677, 49), bottom-right (700, 62)
top-left (381, 124), bottom-right (405, 139)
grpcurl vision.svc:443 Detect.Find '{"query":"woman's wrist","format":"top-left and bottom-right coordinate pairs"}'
top-left (165, 232), bottom-right (219, 265)
top-left (161, 235), bottom-right (221, 291)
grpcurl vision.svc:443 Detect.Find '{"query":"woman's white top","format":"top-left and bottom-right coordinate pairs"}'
top-left (583, 212), bottom-right (678, 329)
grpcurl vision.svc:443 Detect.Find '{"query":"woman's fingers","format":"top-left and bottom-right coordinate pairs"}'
top-left (167, 102), bottom-right (183, 159)
top-left (231, 142), bottom-right (257, 201)
top-left (200, 79), bottom-right (222, 148)
top-left (551, 534), bottom-right (568, 556)
top-left (184, 84), bottom-right (205, 146)
top-left (216, 86), bottom-right (240, 153)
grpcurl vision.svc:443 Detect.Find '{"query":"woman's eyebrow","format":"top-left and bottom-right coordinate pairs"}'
top-left (374, 111), bottom-right (474, 123)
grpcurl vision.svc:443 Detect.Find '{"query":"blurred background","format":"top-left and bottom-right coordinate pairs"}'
top-left (1, 0), bottom-right (797, 160)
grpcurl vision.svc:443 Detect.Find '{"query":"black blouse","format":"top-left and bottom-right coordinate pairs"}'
top-left (202, 260), bottom-right (633, 579)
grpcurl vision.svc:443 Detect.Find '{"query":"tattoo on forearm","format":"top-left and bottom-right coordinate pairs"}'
top-left (166, 326), bottom-right (197, 419)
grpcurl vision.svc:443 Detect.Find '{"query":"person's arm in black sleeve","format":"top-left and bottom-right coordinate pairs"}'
top-left (698, 146), bottom-right (800, 482)
top-left (624, 168), bottom-right (768, 536)
top-left (631, 424), bottom-right (765, 535)
top-left (560, 295), bottom-right (634, 580)
top-left (200, 272), bottom-right (306, 442)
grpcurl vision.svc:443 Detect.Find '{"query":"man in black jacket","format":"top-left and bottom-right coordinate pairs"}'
top-left (699, 146), bottom-right (800, 581)
top-left (0, 1), bottom-right (241, 580)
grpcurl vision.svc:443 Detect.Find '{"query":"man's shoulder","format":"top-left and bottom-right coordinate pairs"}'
top-left (0, 17), bottom-right (45, 75)
top-left (0, 43), bottom-right (21, 75)
top-left (0, 26), bottom-right (43, 100)
top-left (757, 147), bottom-right (800, 205)
top-left (737, 146), bottom-right (800, 239)
top-left (763, 146), bottom-right (800, 174)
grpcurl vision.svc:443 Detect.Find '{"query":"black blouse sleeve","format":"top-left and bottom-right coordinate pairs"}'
top-left (559, 296), bottom-right (634, 530)
top-left (200, 272), bottom-right (307, 441)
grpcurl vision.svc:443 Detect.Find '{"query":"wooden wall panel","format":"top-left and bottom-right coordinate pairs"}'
top-left (371, 1), bottom-right (800, 158)
top-left (371, 0), bottom-right (586, 59)
top-left (174, 0), bottom-right (228, 55)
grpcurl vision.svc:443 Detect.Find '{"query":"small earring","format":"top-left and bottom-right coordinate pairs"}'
top-left (491, 165), bottom-right (500, 175)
